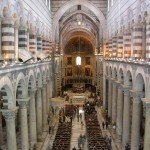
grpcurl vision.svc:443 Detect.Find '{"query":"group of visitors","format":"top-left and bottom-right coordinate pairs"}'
top-left (102, 121), bottom-right (109, 130)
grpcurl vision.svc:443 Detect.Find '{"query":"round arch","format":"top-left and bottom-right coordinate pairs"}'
top-left (52, 0), bottom-right (106, 42)
top-left (15, 72), bottom-right (27, 99)
top-left (0, 76), bottom-right (15, 109)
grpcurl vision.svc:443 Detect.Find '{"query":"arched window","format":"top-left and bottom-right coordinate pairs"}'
top-left (76, 56), bottom-right (81, 65)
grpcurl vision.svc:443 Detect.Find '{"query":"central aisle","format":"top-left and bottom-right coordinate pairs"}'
top-left (70, 107), bottom-right (88, 150)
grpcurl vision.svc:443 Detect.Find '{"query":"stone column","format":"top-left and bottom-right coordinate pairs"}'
top-left (17, 98), bottom-right (30, 150)
top-left (2, 17), bottom-right (15, 63)
top-left (131, 91), bottom-right (143, 150)
top-left (46, 79), bottom-right (50, 114)
top-left (122, 88), bottom-right (131, 146)
top-left (116, 83), bottom-right (124, 142)
top-left (108, 77), bottom-right (112, 118)
top-left (0, 111), bottom-right (3, 148)
top-left (117, 29), bottom-right (123, 58)
top-left (111, 80), bottom-right (117, 124)
top-left (146, 16), bottom-right (150, 62)
top-left (142, 98), bottom-right (150, 150)
top-left (36, 87), bottom-right (43, 140)
top-left (14, 23), bottom-right (18, 63)
top-left (132, 21), bottom-right (143, 60)
top-left (42, 83), bottom-right (47, 131)
top-left (1, 108), bottom-right (18, 150)
top-left (29, 89), bottom-right (37, 147)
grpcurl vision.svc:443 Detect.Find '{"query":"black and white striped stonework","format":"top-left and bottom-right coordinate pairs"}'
top-left (109, 39), bottom-right (112, 57)
top-left (37, 36), bottom-right (42, 52)
top-left (133, 23), bottom-right (143, 60)
top-left (18, 26), bottom-right (27, 50)
top-left (146, 19), bottom-right (150, 61)
top-left (2, 18), bottom-right (15, 63)
top-left (29, 31), bottom-right (36, 57)
top-left (42, 37), bottom-right (46, 54)
top-left (112, 36), bottom-right (117, 57)
top-left (46, 40), bottom-right (50, 55)
top-left (123, 29), bottom-right (131, 58)
top-left (105, 41), bottom-right (109, 57)
top-left (117, 32), bottom-right (123, 58)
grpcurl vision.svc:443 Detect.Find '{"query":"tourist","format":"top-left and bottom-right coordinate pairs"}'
top-left (79, 113), bottom-right (82, 121)
top-left (102, 121), bottom-right (105, 129)
top-left (106, 121), bottom-right (108, 129)
top-left (49, 125), bottom-right (51, 134)
top-left (72, 146), bottom-right (77, 150)
top-left (70, 116), bottom-right (73, 123)
top-left (77, 113), bottom-right (79, 122)
top-left (81, 121), bottom-right (84, 129)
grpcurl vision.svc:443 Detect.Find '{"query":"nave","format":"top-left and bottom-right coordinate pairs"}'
top-left (44, 93), bottom-right (115, 150)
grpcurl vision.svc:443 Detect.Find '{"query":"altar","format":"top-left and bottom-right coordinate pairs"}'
top-left (72, 95), bottom-right (85, 103)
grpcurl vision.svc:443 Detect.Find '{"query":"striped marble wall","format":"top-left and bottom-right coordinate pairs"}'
top-left (133, 22), bottom-right (143, 60)
top-left (2, 18), bottom-right (15, 63)
top-left (146, 18), bottom-right (150, 62)
top-left (105, 41), bottom-right (109, 57)
top-left (123, 28), bottom-right (131, 58)
top-left (117, 31), bottom-right (123, 58)
top-left (37, 36), bottom-right (42, 52)
top-left (42, 37), bottom-right (47, 55)
top-left (108, 39), bottom-right (112, 57)
top-left (112, 36), bottom-right (117, 57)
top-left (29, 30), bottom-right (36, 58)
top-left (18, 26), bottom-right (27, 50)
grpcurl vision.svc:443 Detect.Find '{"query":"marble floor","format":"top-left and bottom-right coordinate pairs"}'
top-left (70, 107), bottom-right (88, 150)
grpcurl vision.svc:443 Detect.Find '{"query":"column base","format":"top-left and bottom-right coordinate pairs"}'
top-left (37, 135), bottom-right (44, 142)
top-left (115, 134), bottom-right (122, 143)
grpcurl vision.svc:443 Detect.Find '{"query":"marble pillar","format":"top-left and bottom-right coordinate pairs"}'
top-left (29, 89), bottom-right (37, 147)
top-left (1, 107), bottom-right (18, 150)
top-left (112, 81), bottom-right (117, 124)
top-left (108, 77), bottom-right (112, 118)
top-left (14, 24), bottom-right (18, 62)
top-left (46, 79), bottom-right (50, 114)
top-left (142, 98), bottom-right (150, 150)
top-left (42, 83), bottom-right (47, 131)
top-left (17, 98), bottom-right (30, 150)
top-left (36, 87), bottom-right (43, 140)
top-left (0, 111), bottom-right (3, 147)
top-left (122, 88), bottom-right (131, 146)
top-left (116, 84), bottom-right (124, 142)
top-left (131, 91), bottom-right (143, 150)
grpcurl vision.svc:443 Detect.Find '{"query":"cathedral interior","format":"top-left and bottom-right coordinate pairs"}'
top-left (0, 0), bottom-right (150, 150)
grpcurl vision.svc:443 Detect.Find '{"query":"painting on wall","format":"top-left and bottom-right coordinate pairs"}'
top-left (85, 57), bottom-right (90, 65)
top-left (85, 68), bottom-right (90, 76)
top-left (67, 68), bottom-right (72, 76)
top-left (67, 57), bottom-right (72, 65)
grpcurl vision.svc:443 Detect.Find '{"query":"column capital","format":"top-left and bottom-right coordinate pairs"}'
top-left (141, 98), bottom-right (150, 113)
top-left (28, 88), bottom-right (37, 93)
top-left (115, 81), bottom-right (122, 88)
top-left (122, 85), bottom-right (131, 96)
top-left (130, 90), bottom-right (144, 103)
top-left (1, 107), bottom-right (18, 121)
top-left (17, 98), bottom-right (30, 109)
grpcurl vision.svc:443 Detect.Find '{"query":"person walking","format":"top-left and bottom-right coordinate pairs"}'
top-left (72, 146), bottom-right (76, 150)
top-left (81, 121), bottom-right (84, 130)
top-left (102, 121), bottom-right (105, 129)
top-left (106, 121), bottom-right (108, 129)
top-left (77, 113), bottom-right (79, 122)
top-left (79, 113), bottom-right (82, 121)
top-left (49, 125), bottom-right (51, 134)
